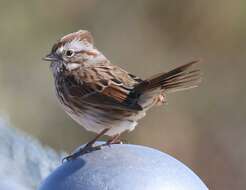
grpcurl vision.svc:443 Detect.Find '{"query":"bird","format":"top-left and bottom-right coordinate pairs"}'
top-left (43, 30), bottom-right (201, 161)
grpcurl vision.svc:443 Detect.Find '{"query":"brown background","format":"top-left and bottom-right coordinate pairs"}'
top-left (0, 0), bottom-right (245, 189)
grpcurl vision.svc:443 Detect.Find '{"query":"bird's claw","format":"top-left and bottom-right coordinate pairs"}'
top-left (62, 144), bottom-right (104, 163)
top-left (62, 139), bottom-right (125, 163)
top-left (62, 155), bottom-right (74, 163)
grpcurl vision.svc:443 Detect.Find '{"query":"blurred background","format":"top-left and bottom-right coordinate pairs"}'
top-left (0, 0), bottom-right (245, 189)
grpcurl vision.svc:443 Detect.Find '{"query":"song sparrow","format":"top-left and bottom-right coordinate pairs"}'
top-left (43, 30), bottom-right (201, 161)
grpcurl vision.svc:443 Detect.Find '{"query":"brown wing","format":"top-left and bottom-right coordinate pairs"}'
top-left (63, 67), bottom-right (143, 111)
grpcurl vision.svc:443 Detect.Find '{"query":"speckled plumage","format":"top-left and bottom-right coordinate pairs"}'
top-left (44, 30), bottom-right (201, 137)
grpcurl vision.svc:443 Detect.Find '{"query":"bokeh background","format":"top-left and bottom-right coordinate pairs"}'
top-left (0, 0), bottom-right (245, 189)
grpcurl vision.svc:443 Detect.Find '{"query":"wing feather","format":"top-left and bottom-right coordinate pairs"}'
top-left (62, 69), bottom-right (143, 111)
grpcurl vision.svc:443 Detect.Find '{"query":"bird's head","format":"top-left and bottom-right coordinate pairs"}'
top-left (43, 30), bottom-right (104, 72)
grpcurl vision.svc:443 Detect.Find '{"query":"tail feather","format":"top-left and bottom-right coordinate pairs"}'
top-left (134, 60), bottom-right (201, 94)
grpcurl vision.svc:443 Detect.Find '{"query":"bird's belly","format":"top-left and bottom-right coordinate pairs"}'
top-left (63, 104), bottom-right (146, 136)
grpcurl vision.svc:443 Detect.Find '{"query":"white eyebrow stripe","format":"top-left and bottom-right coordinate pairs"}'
top-left (63, 39), bottom-right (94, 52)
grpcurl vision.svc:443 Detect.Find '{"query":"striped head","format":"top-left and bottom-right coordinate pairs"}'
top-left (43, 30), bottom-right (106, 74)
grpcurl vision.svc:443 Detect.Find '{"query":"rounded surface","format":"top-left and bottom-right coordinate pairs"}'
top-left (39, 143), bottom-right (208, 190)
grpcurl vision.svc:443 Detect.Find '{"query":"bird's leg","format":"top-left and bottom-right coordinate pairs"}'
top-left (62, 128), bottom-right (110, 162)
top-left (83, 128), bottom-right (111, 149)
top-left (106, 134), bottom-right (122, 145)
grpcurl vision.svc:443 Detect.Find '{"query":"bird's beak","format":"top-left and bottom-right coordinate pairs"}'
top-left (42, 53), bottom-right (58, 61)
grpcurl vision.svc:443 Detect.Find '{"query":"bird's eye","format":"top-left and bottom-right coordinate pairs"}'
top-left (65, 49), bottom-right (75, 57)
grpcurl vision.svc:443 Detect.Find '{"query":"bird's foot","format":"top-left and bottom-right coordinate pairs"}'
top-left (62, 144), bottom-right (103, 163)
top-left (121, 139), bottom-right (128, 144)
top-left (106, 135), bottom-right (123, 146)
top-left (107, 139), bottom-right (123, 145)
top-left (62, 128), bottom-right (112, 163)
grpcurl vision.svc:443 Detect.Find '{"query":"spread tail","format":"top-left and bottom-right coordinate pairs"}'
top-left (134, 60), bottom-right (201, 94)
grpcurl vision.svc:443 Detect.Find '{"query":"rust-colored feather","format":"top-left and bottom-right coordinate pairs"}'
top-left (64, 65), bottom-right (143, 111)
top-left (101, 85), bottom-right (128, 102)
top-left (61, 30), bottom-right (94, 44)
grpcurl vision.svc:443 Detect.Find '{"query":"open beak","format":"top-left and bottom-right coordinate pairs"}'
top-left (42, 53), bottom-right (58, 61)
